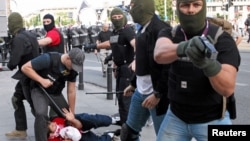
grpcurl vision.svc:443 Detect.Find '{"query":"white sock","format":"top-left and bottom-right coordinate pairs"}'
top-left (111, 116), bottom-right (120, 124)
top-left (111, 117), bottom-right (116, 124)
top-left (108, 133), bottom-right (114, 138)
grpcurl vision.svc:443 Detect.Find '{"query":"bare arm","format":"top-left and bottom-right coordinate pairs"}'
top-left (38, 36), bottom-right (52, 46)
top-left (154, 37), bottom-right (179, 64)
top-left (66, 81), bottom-right (76, 114)
top-left (96, 40), bottom-right (110, 49)
top-left (130, 38), bottom-right (136, 52)
top-left (62, 108), bottom-right (82, 129)
top-left (21, 61), bottom-right (52, 88)
top-left (209, 64), bottom-right (237, 97)
top-left (128, 38), bottom-right (136, 71)
top-left (154, 37), bottom-right (237, 97)
top-left (235, 36), bottom-right (243, 46)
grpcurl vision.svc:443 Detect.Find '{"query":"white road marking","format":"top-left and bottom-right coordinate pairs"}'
top-left (84, 66), bottom-right (101, 71)
top-left (236, 82), bottom-right (248, 86)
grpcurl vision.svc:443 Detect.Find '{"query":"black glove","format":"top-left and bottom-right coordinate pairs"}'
top-left (84, 43), bottom-right (97, 53)
top-left (185, 36), bottom-right (221, 77)
top-left (84, 43), bottom-right (97, 49)
top-left (104, 53), bottom-right (112, 64)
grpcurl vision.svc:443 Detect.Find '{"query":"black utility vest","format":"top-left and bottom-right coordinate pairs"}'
top-left (36, 53), bottom-right (76, 95)
top-left (110, 27), bottom-right (134, 67)
top-left (17, 31), bottom-right (40, 70)
top-left (169, 24), bottom-right (222, 106)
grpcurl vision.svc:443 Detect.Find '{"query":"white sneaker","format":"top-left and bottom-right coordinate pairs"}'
top-left (146, 117), bottom-right (153, 127)
top-left (111, 116), bottom-right (121, 124)
top-left (112, 135), bottom-right (121, 141)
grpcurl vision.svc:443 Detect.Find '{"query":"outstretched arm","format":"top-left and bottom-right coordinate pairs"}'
top-left (62, 108), bottom-right (82, 129)
top-left (66, 81), bottom-right (76, 114)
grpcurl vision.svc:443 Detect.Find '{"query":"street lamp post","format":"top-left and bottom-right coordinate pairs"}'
top-left (164, 0), bottom-right (167, 20)
top-left (222, 0), bottom-right (226, 19)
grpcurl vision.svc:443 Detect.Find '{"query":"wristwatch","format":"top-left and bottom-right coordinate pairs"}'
top-left (153, 91), bottom-right (161, 98)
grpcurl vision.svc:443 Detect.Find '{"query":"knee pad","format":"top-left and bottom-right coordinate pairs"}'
top-left (120, 123), bottom-right (139, 141)
top-left (11, 96), bottom-right (18, 110)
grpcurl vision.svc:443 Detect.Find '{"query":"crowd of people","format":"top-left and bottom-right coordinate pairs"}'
top-left (2, 0), bottom-right (248, 140)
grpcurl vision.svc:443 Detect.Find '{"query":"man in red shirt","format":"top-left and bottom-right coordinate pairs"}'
top-left (38, 14), bottom-right (65, 53)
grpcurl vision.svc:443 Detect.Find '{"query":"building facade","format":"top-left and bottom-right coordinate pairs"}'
top-left (206, 0), bottom-right (250, 20)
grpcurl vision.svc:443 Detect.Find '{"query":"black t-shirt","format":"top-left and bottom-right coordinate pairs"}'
top-left (111, 26), bottom-right (135, 66)
top-left (157, 24), bottom-right (241, 123)
top-left (97, 30), bottom-right (112, 43)
top-left (31, 53), bottom-right (77, 82)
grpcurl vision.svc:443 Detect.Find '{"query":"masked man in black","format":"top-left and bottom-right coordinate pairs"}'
top-left (5, 12), bottom-right (40, 138)
top-left (38, 13), bottom-right (65, 53)
top-left (84, 8), bottom-right (136, 129)
top-left (154, 0), bottom-right (240, 140)
top-left (121, 0), bottom-right (171, 140)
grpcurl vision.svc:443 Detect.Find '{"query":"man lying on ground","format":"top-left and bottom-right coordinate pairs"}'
top-left (47, 108), bottom-right (121, 141)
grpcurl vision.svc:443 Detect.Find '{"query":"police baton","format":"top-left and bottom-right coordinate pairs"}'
top-left (95, 54), bottom-right (100, 62)
top-left (38, 84), bottom-right (65, 118)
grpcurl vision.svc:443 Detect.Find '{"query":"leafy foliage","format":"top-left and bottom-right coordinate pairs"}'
top-left (155, 0), bottom-right (173, 21)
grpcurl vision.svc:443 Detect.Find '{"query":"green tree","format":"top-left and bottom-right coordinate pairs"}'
top-left (55, 12), bottom-right (75, 26)
top-left (155, 0), bottom-right (173, 21)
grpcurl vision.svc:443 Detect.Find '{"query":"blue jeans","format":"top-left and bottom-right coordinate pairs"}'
top-left (126, 89), bottom-right (165, 138)
top-left (75, 113), bottom-right (112, 131)
top-left (75, 113), bottom-right (113, 141)
top-left (81, 131), bottom-right (112, 141)
top-left (156, 107), bottom-right (231, 141)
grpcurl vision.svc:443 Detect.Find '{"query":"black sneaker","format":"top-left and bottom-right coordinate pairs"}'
top-left (114, 129), bottom-right (121, 136)
top-left (104, 129), bottom-right (121, 136)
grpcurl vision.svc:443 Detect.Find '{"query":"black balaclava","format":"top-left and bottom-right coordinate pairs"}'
top-left (177, 0), bottom-right (206, 35)
top-left (110, 8), bottom-right (126, 30)
top-left (130, 0), bottom-right (155, 26)
top-left (43, 14), bottom-right (55, 32)
top-left (8, 12), bottom-right (24, 35)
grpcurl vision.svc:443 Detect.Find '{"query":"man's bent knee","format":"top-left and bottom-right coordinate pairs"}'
top-left (120, 123), bottom-right (139, 141)
top-left (11, 96), bottom-right (18, 110)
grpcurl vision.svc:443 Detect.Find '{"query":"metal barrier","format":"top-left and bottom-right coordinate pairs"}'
top-left (78, 69), bottom-right (84, 90)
